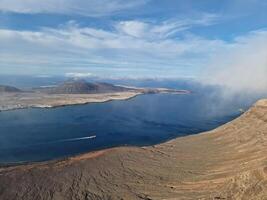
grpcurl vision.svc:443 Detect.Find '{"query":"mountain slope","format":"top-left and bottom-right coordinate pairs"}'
top-left (0, 100), bottom-right (266, 199)
top-left (37, 80), bottom-right (130, 94)
top-left (0, 85), bottom-right (21, 92)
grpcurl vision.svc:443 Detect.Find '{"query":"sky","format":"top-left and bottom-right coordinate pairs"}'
top-left (0, 0), bottom-right (266, 82)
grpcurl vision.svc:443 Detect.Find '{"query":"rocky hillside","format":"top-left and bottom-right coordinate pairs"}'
top-left (0, 99), bottom-right (266, 200)
top-left (37, 80), bottom-right (130, 94)
top-left (0, 85), bottom-right (21, 93)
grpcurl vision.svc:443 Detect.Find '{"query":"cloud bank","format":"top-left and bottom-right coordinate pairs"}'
top-left (202, 30), bottom-right (267, 94)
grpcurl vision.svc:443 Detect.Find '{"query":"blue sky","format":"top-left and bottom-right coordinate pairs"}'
top-left (0, 0), bottom-right (266, 80)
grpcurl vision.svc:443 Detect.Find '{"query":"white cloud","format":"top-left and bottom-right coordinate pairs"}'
top-left (2, 19), bottom-right (266, 84)
top-left (0, 18), bottom-right (226, 77)
top-left (0, 18), bottom-right (228, 76)
top-left (115, 21), bottom-right (148, 38)
top-left (202, 30), bottom-right (267, 94)
top-left (0, 0), bottom-right (148, 16)
top-left (0, 17), bottom-right (224, 57)
top-left (115, 14), bottom-right (219, 40)
top-left (65, 72), bottom-right (93, 78)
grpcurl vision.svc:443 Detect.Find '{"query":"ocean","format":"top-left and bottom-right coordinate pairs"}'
top-left (0, 78), bottom-right (263, 164)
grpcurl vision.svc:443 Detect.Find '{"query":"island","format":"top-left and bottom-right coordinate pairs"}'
top-left (0, 80), bottom-right (190, 111)
top-left (0, 99), bottom-right (266, 199)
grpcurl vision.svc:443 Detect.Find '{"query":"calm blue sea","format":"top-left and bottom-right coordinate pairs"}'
top-left (0, 78), bottom-right (264, 164)
top-left (0, 93), bottom-right (240, 164)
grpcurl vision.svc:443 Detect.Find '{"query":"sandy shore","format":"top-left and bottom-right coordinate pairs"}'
top-left (0, 88), bottom-right (189, 112)
top-left (0, 99), bottom-right (266, 199)
top-left (0, 91), bottom-right (142, 111)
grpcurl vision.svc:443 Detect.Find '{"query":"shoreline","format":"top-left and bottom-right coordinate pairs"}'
top-left (0, 89), bottom-right (190, 112)
top-left (0, 91), bottom-right (143, 112)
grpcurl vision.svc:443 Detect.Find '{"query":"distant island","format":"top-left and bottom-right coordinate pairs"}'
top-left (34, 80), bottom-right (131, 94)
top-left (0, 80), bottom-right (190, 111)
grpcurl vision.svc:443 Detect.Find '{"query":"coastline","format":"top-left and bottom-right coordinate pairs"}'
top-left (0, 99), bottom-right (266, 199)
top-left (0, 91), bottom-right (143, 112)
top-left (0, 89), bottom-right (190, 112)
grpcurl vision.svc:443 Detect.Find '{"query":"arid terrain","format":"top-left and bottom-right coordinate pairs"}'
top-left (0, 81), bottom-right (188, 111)
top-left (0, 91), bottom-right (142, 111)
top-left (0, 99), bottom-right (266, 199)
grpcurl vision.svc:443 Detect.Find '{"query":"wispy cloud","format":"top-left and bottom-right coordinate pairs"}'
top-left (0, 0), bottom-right (266, 88)
top-left (2, 14), bottom-right (266, 87)
top-left (0, 0), bottom-right (148, 16)
top-left (115, 13), bottom-right (219, 39)
top-left (0, 17), bottom-right (225, 76)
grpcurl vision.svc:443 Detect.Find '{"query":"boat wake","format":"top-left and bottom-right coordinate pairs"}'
top-left (56, 135), bottom-right (97, 143)
top-left (20, 135), bottom-right (97, 148)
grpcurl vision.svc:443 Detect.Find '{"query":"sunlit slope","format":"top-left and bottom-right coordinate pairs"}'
top-left (0, 100), bottom-right (266, 200)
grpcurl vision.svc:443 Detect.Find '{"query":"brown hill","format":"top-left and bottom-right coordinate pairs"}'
top-left (0, 85), bottom-right (21, 93)
top-left (0, 99), bottom-right (266, 200)
top-left (37, 80), bottom-right (130, 94)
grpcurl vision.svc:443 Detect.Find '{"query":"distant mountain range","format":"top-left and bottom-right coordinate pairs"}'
top-left (0, 85), bottom-right (21, 93)
top-left (35, 80), bottom-right (131, 94)
top-left (0, 80), bottom-right (189, 95)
